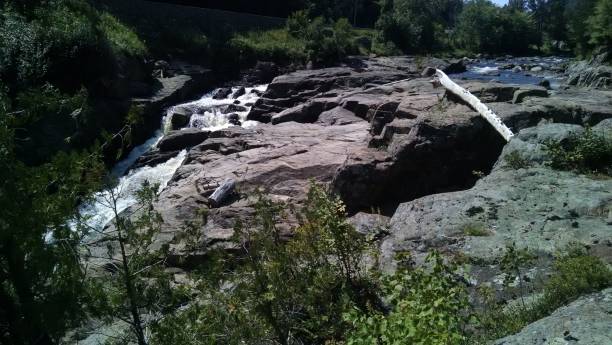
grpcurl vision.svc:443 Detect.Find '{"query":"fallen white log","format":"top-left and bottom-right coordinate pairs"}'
top-left (208, 179), bottom-right (236, 207)
top-left (435, 69), bottom-right (514, 142)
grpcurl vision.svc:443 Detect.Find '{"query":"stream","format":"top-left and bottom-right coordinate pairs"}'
top-left (454, 56), bottom-right (569, 89)
top-left (80, 85), bottom-right (268, 231)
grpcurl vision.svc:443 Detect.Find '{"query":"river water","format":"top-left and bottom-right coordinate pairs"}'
top-left (454, 56), bottom-right (568, 89)
top-left (80, 85), bottom-right (268, 231)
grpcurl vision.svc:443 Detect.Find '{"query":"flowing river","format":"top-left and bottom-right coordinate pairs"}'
top-left (454, 56), bottom-right (569, 89)
top-left (80, 85), bottom-right (268, 231)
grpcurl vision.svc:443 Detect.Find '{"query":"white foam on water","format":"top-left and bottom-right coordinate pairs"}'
top-left (80, 150), bottom-right (187, 231)
top-left (80, 84), bottom-right (268, 231)
top-left (473, 66), bottom-right (500, 75)
top-left (168, 84), bottom-right (267, 131)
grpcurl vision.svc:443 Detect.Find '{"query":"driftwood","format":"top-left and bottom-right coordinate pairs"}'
top-left (435, 69), bottom-right (515, 142)
top-left (208, 179), bottom-right (236, 207)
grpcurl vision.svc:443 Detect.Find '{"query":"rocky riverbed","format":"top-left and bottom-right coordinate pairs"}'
top-left (91, 55), bottom-right (611, 342)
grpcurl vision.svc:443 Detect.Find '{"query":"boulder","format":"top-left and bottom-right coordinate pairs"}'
top-left (512, 88), bottom-right (549, 104)
top-left (512, 66), bottom-right (523, 73)
top-left (232, 87), bottom-right (246, 99)
top-left (567, 59), bottom-right (612, 89)
top-left (157, 128), bottom-right (210, 152)
top-left (228, 113), bottom-right (241, 126)
top-left (169, 107), bottom-right (192, 130)
top-left (538, 79), bottom-right (551, 89)
top-left (212, 88), bottom-right (233, 100)
top-left (421, 67), bottom-right (437, 77)
top-left (132, 150), bottom-right (181, 169)
top-left (443, 59), bottom-right (467, 74)
top-left (494, 288), bottom-right (612, 345)
top-left (531, 66), bottom-right (544, 72)
top-left (222, 104), bottom-right (247, 114)
top-left (381, 123), bottom-right (612, 269)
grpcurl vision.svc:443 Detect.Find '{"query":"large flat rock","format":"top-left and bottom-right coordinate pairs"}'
top-left (382, 122), bottom-right (612, 268)
top-left (494, 288), bottom-right (612, 345)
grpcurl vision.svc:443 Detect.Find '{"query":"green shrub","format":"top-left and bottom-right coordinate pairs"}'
top-left (544, 127), bottom-right (612, 175)
top-left (462, 222), bottom-right (492, 236)
top-left (505, 150), bottom-right (530, 170)
top-left (537, 249), bottom-right (612, 312)
top-left (13, 84), bottom-right (85, 125)
top-left (98, 12), bottom-right (147, 57)
top-left (0, 9), bottom-right (48, 88)
top-left (305, 17), bottom-right (358, 66)
top-left (344, 251), bottom-right (470, 345)
top-left (287, 10), bottom-right (310, 37)
top-left (471, 247), bottom-right (612, 342)
top-left (152, 182), bottom-right (376, 344)
top-left (588, 0), bottom-right (612, 54)
top-left (231, 29), bottom-right (307, 66)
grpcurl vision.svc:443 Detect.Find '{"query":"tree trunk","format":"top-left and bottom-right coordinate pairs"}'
top-left (435, 69), bottom-right (514, 142)
top-left (112, 200), bottom-right (148, 345)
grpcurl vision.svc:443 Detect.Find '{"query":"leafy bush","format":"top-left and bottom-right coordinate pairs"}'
top-left (151, 182), bottom-right (376, 344)
top-left (286, 9), bottom-right (310, 37)
top-left (544, 127), bottom-right (612, 175)
top-left (376, 0), bottom-right (438, 53)
top-left (505, 150), bottom-right (529, 170)
top-left (0, 9), bottom-right (48, 89)
top-left (231, 29), bottom-right (307, 67)
top-left (233, 15), bottom-right (361, 68)
top-left (344, 251), bottom-right (470, 345)
top-left (536, 248), bottom-right (612, 312)
top-left (0, 107), bottom-right (103, 344)
top-left (98, 12), bottom-right (147, 57)
top-left (471, 247), bottom-right (612, 342)
top-left (588, 0), bottom-right (612, 55)
top-left (305, 17), bottom-right (358, 66)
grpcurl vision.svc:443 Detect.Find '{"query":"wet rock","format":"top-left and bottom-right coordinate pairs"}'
top-left (157, 128), bottom-right (210, 152)
top-left (232, 87), bottom-right (246, 99)
top-left (421, 67), bottom-right (437, 77)
top-left (531, 66), bottom-right (543, 72)
top-left (222, 104), bottom-right (248, 114)
top-left (512, 88), bottom-right (548, 104)
top-left (567, 57), bottom-right (612, 89)
top-left (444, 59), bottom-right (467, 74)
top-left (169, 107), bottom-right (192, 130)
top-left (133, 150), bottom-right (181, 169)
top-left (228, 113), bottom-right (241, 126)
top-left (212, 88), bottom-right (233, 100)
top-left (539, 79), bottom-right (551, 89)
top-left (494, 288), bottom-right (612, 345)
top-left (512, 66), bottom-right (523, 73)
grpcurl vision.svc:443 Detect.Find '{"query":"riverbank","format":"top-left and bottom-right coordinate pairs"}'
top-left (79, 54), bottom-right (612, 343)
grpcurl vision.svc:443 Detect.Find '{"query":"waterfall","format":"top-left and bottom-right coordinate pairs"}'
top-left (80, 84), bottom-right (268, 231)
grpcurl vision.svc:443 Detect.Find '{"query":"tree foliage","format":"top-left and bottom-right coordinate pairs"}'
top-left (456, 0), bottom-right (538, 54)
top-left (0, 99), bottom-right (103, 345)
